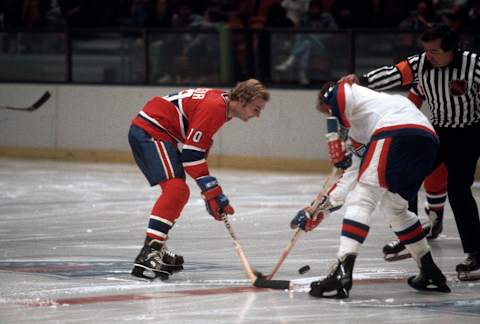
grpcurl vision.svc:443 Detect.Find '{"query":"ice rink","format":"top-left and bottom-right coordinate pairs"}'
top-left (1, 157), bottom-right (479, 324)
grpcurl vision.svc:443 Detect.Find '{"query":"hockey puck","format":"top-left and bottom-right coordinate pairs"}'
top-left (298, 265), bottom-right (310, 274)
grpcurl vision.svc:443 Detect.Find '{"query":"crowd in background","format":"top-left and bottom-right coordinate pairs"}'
top-left (0, 0), bottom-right (479, 31)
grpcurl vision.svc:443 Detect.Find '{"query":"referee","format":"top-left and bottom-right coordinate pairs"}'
top-left (341, 23), bottom-right (480, 277)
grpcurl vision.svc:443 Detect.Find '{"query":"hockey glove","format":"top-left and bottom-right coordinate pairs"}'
top-left (327, 138), bottom-right (352, 170)
top-left (196, 176), bottom-right (234, 221)
top-left (290, 198), bottom-right (328, 232)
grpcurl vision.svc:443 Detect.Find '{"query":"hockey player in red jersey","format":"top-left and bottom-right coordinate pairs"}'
top-left (128, 79), bottom-right (270, 280)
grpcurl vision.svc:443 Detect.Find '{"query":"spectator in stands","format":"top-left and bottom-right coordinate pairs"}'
top-left (433, 0), bottom-right (468, 15)
top-left (58, 0), bottom-right (117, 27)
top-left (225, 0), bottom-right (257, 28)
top-left (465, 0), bottom-right (480, 27)
top-left (280, 0), bottom-right (310, 26)
top-left (183, 5), bottom-right (228, 82)
top-left (398, 0), bottom-right (447, 29)
top-left (275, 0), bottom-right (337, 85)
top-left (45, 0), bottom-right (67, 27)
top-left (264, 2), bottom-right (294, 27)
top-left (3, 0), bottom-right (49, 28)
top-left (372, 0), bottom-right (417, 27)
top-left (22, 0), bottom-right (49, 28)
top-left (152, 0), bottom-right (173, 27)
top-left (445, 1), bottom-right (469, 29)
top-left (171, 1), bottom-right (203, 27)
top-left (331, 0), bottom-right (374, 28)
top-left (257, 2), bottom-right (294, 80)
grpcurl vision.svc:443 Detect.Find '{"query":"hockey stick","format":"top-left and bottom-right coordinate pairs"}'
top-left (258, 119), bottom-right (344, 287)
top-left (263, 167), bottom-right (340, 281)
top-left (222, 214), bottom-right (291, 289)
top-left (0, 91), bottom-right (51, 112)
top-left (222, 214), bottom-right (257, 283)
top-left (265, 228), bottom-right (302, 280)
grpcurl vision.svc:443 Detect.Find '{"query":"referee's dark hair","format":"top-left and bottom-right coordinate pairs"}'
top-left (420, 23), bottom-right (458, 51)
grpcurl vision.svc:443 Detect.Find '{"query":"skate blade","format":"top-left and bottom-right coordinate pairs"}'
top-left (384, 252), bottom-right (412, 262)
top-left (164, 264), bottom-right (183, 274)
top-left (458, 272), bottom-right (480, 281)
top-left (407, 276), bottom-right (451, 293)
top-left (411, 284), bottom-right (451, 293)
top-left (309, 288), bottom-right (349, 299)
top-left (131, 265), bottom-right (169, 281)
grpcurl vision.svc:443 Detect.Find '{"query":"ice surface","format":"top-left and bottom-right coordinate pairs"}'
top-left (1, 158), bottom-right (479, 323)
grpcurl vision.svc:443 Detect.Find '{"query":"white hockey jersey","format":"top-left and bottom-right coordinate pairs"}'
top-left (324, 82), bottom-right (438, 208)
top-left (326, 82), bottom-right (435, 145)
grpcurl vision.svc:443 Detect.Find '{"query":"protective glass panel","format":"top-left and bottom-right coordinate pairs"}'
top-left (72, 32), bottom-right (144, 84)
top-left (0, 32), bottom-right (66, 82)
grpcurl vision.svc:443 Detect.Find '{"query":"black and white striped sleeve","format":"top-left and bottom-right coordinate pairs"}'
top-left (360, 55), bottom-right (420, 91)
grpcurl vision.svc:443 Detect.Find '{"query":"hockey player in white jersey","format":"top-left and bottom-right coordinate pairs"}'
top-left (292, 80), bottom-right (450, 298)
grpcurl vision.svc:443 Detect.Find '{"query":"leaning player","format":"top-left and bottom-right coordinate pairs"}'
top-left (292, 84), bottom-right (449, 262)
top-left (383, 84), bottom-right (448, 260)
top-left (128, 79), bottom-right (269, 280)
top-left (292, 80), bottom-right (450, 298)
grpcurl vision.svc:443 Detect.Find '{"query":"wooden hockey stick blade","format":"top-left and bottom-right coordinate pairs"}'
top-left (0, 91), bottom-right (51, 111)
top-left (253, 278), bottom-right (291, 290)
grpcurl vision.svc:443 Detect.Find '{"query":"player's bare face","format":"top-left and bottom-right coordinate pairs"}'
top-left (239, 98), bottom-right (266, 122)
top-left (423, 39), bottom-right (454, 68)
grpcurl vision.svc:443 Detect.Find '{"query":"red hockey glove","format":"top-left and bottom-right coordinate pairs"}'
top-left (290, 208), bottom-right (325, 232)
top-left (327, 138), bottom-right (352, 170)
top-left (196, 176), bottom-right (234, 221)
top-left (290, 196), bottom-right (331, 232)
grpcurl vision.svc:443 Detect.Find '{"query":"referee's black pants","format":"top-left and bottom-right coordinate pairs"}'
top-left (435, 123), bottom-right (480, 254)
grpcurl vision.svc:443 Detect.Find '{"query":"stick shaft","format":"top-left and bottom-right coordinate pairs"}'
top-left (223, 215), bottom-right (257, 282)
top-left (267, 229), bottom-right (302, 280)
top-left (310, 167), bottom-right (339, 211)
top-left (267, 168), bottom-right (340, 280)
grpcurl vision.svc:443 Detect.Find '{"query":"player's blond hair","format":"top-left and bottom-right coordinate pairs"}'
top-left (229, 79), bottom-right (270, 103)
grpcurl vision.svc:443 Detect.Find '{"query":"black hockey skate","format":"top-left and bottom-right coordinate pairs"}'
top-left (162, 247), bottom-right (184, 274)
top-left (407, 251), bottom-right (450, 293)
top-left (131, 237), bottom-right (184, 280)
top-left (383, 224), bottom-right (431, 262)
top-left (309, 254), bottom-right (356, 299)
top-left (424, 206), bottom-right (443, 239)
top-left (456, 252), bottom-right (480, 281)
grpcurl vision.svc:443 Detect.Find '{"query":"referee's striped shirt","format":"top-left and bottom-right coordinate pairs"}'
top-left (359, 50), bottom-right (480, 128)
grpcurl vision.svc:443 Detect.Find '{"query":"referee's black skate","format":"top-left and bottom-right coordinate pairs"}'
top-left (408, 251), bottom-right (450, 293)
top-left (383, 224), bottom-right (432, 262)
top-left (425, 205), bottom-right (443, 239)
top-left (131, 237), bottom-right (183, 280)
top-left (456, 252), bottom-right (480, 281)
top-left (309, 254), bottom-right (356, 299)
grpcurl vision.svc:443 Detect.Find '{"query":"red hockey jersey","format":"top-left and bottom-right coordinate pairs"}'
top-left (132, 88), bottom-right (230, 179)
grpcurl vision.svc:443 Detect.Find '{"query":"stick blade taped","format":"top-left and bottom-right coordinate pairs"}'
top-left (253, 278), bottom-right (290, 290)
top-left (31, 91), bottom-right (51, 110)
